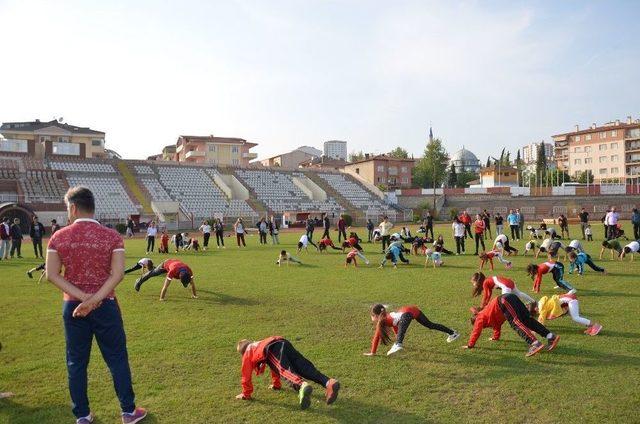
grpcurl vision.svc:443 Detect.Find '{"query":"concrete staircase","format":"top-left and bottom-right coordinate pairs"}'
top-left (117, 162), bottom-right (153, 214)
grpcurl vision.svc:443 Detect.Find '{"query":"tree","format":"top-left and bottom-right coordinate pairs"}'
top-left (456, 171), bottom-right (478, 188)
top-left (447, 163), bottom-right (457, 187)
top-left (536, 143), bottom-right (547, 179)
top-left (486, 157), bottom-right (491, 168)
top-left (504, 151), bottom-right (511, 166)
top-left (388, 147), bottom-right (409, 159)
top-left (413, 138), bottom-right (449, 189)
top-left (515, 150), bottom-right (523, 186)
top-left (576, 170), bottom-right (594, 184)
top-left (348, 150), bottom-right (365, 162)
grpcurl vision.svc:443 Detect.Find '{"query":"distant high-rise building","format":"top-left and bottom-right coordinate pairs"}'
top-left (324, 140), bottom-right (347, 160)
top-left (521, 142), bottom-right (554, 165)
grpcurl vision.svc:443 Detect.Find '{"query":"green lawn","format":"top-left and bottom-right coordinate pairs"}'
top-left (1, 224), bottom-right (639, 423)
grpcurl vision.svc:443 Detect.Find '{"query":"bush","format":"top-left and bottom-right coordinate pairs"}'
top-left (115, 223), bottom-right (127, 234)
top-left (449, 208), bottom-right (459, 221)
top-left (342, 214), bottom-right (353, 227)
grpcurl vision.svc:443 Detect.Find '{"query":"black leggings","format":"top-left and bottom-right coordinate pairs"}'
top-left (136, 264), bottom-right (167, 288)
top-left (322, 229), bottom-right (330, 239)
top-left (215, 231), bottom-right (224, 246)
top-left (455, 236), bottom-right (465, 254)
top-left (474, 233), bottom-right (485, 254)
top-left (396, 312), bottom-right (454, 345)
top-left (381, 235), bottom-right (391, 251)
top-left (498, 294), bottom-right (550, 345)
top-left (203, 233), bottom-right (210, 247)
top-left (266, 340), bottom-right (329, 389)
top-left (503, 240), bottom-right (517, 253)
top-left (259, 232), bottom-right (267, 244)
top-left (32, 238), bottom-right (43, 258)
top-left (338, 229), bottom-right (347, 242)
top-left (10, 239), bottom-right (21, 257)
top-left (146, 236), bottom-right (155, 252)
top-left (425, 225), bottom-right (434, 239)
top-left (124, 263), bottom-right (143, 274)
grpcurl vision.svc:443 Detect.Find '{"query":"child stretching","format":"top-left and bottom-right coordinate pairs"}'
top-left (346, 246), bottom-right (369, 266)
top-left (568, 251), bottom-right (606, 275)
top-left (365, 304), bottom-right (459, 356)
top-left (478, 250), bottom-right (512, 271)
top-left (26, 263), bottom-right (46, 283)
top-left (463, 294), bottom-right (560, 357)
top-left (536, 293), bottom-right (602, 335)
top-left (599, 239), bottom-right (623, 260)
top-left (493, 234), bottom-right (518, 255)
top-left (470, 272), bottom-right (535, 310)
top-left (297, 234), bottom-right (318, 252)
top-left (134, 259), bottom-right (197, 300)
top-left (523, 240), bottom-right (538, 256)
top-left (526, 261), bottom-right (576, 294)
top-left (379, 244), bottom-right (406, 268)
top-left (424, 248), bottom-right (443, 268)
top-left (159, 230), bottom-right (169, 253)
top-left (342, 232), bottom-right (364, 252)
top-left (277, 250), bottom-right (302, 266)
top-left (124, 257), bottom-right (154, 274)
top-left (619, 240), bottom-right (640, 261)
top-left (235, 337), bottom-right (340, 409)
top-left (318, 237), bottom-right (341, 252)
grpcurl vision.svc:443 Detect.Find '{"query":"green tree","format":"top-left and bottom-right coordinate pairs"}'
top-left (348, 150), bottom-right (365, 162)
top-left (447, 163), bottom-right (457, 187)
top-left (413, 138), bottom-right (449, 188)
top-left (536, 143), bottom-right (547, 179)
top-left (456, 171), bottom-right (478, 188)
top-left (504, 151), bottom-right (511, 166)
top-left (486, 157), bottom-right (491, 168)
top-left (576, 170), bottom-right (594, 184)
top-left (515, 149), bottom-right (523, 186)
top-left (388, 147), bottom-right (409, 159)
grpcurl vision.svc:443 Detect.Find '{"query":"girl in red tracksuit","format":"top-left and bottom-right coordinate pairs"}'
top-left (479, 250), bottom-right (512, 271)
top-left (318, 237), bottom-right (341, 252)
top-left (470, 272), bottom-right (535, 309)
top-left (235, 336), bottom-right (340, 410)
top-left (526, 261), bottom-right (575, 294)
top-left (365, 304), bottom-right (459, 356)
top-left (463, 294), bottom-right (559, 357)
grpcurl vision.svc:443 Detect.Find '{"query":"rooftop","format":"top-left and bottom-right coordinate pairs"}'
top-left (0, 119), bottom-right (105, 135)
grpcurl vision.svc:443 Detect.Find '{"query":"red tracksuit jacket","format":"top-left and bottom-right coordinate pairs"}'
top-left (481, 276), bottom-right (515, 308)
top-left (533, 262), bottom-right (554, 292)
top-left (467, 297), bottom-right (505, 348)
top-left (240, 336), bottom-right (284, 398)
top-left (370, 306), bottom-right (420, 353)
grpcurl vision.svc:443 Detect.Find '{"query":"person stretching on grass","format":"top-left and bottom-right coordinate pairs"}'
top-left (134, 259), bottom-right (197, 301)
top-left (619, 240), bottom-right (640, 261)
top-left (493, 234), bottom-right (518, 256)
top-left (344, 248), bottom-right (363, 268)
top-left (535, 293), bottom-right (602, 336)
top-left (564, 239), bottom-right (585, 255)
top-left (297, 234), bottom-right (318, 253)
top-left (235, 337), bottom-right (340, 410)
top-left (277, 250), bottom-right (302, 266)
top-left (318, 237), bottom-right (341, 253)
top-left (599, 239), bottom-right (623, 260)
top-left (346, 246), bottom-right (370, 265)
top-left (523, 240), bottom-right (539, 257)
top-left (567, 251), bottom-right (606, 275)
top-left (478, 250), bottom-right (512, 271)
top-left (124, 258), bottom-right (154, 275)
top-left (424, 248), bottom-right (443, 268)
top-left (365, 304), bottom-right (459, 356)
top-left (470, 272), bottom-right (535, 310)
top-left (341, 232), bottom-right (365, 252)
top-left (26, 262), bottom-right (47, 283)
top-left (462, 294), bottom-right (560, 357)
top-left (379, 243), bottom-right (407, 268)
top-left (526, 261), bottom-right (576, 294)
top-left (536, 238), bottom-right (565, 260)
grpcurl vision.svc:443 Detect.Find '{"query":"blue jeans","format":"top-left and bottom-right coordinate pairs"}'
top-left (63, 299), bottom-right (136, 418)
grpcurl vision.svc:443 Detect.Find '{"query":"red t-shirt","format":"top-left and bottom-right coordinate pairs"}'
top-left (47, 218), bottom-right (124, 301)
top-left (163, 259), bottom-right (192, 279)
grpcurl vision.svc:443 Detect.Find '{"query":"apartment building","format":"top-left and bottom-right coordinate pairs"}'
top-left (342, 154), bottom-right (415, 188)
top-left (174, 135), bottom-right (258, 166)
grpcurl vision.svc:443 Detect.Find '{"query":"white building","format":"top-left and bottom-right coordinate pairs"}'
top-left (449, 147), bottom-right (481, 173)
top-left (522, 142), bottom-right (554, 165)
top-left (324, 140), bottom-right (347, 160)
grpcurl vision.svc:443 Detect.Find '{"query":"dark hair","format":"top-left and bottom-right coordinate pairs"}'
top-left (280, 250), bottom-right (287, 255)
top-left (565, 246), bottom-right (574, 253)
top-left (567, 251), bottom-right (577, 260)
top-left (526, 264), bottom-right (538, 278)
top-left (370, 304), bottom-right (393, 346)
top-left (51, 219), bottom-right (57, 224)
top-left (601, 240), bottom-right (609, 247)
top-left (346, 256), bottom-right (353, 264)
top-left (624, 246), bottom-right (631, 254)
top-left (479, 252), bottom-right (488, 261)
top-left (471, 272), bottom-right (485, 297)
top-left (385, 252), bottom-right (393, 260)
top-left (147, 259), bottom-right (155, 269)
top-left (180, 271), bottom-right (191, 286)
top-left (297, 242), bottom-right (303, 248)
top-left (65, 186), bottom-right (95, 213)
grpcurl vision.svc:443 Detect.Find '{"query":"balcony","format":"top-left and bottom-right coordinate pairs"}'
top-left (242, 152), bottom-right (258, 159)
top-left (185, 150), bottom-right (205, 160)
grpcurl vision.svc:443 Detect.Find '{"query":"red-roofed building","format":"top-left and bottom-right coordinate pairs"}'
top-left (174, 135), bottom-right (258, 166)
top-left (342, 154), bottom-right (416, 189)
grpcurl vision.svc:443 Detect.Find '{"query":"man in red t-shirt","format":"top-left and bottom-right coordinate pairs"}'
top-left (46, 186), bottom-right (147, 424)
top-left (134, 258), bottom-right (197, 301)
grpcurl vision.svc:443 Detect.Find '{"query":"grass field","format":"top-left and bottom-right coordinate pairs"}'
top-left (1, 223), bottom-right (639, 423)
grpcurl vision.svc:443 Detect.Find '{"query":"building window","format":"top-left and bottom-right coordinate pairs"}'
top-left (599, 132), bottom-right (606, 139)
top-left (574, 147), bottom-right (582, 153)
top-left (208, 145), bottom-right (216, 152)
top-left (599, 156), bottom-right (606, 163)
top-left (611, 155), bottom-right (618, 162)
top-left (91, 139), bottom-right (102, 146)
top-left (232, 158), bottom-right (239, 165)
top-left (355, 168), bottom-right (359, 174)
top-left (574, 159), bottom-right (582, 165)
top-left (585, 158), bottom-right (593, 164)
top-left (585, 146), bottom-right (592, 153)
top-left (231, 146), bottom-right (239, 153)
top-left (377, 165), bottom-right (384, 172)
top-left (377, 177), bottom-right (382, 183)
top-left (611, 167), bottom-right (619, 174)
top-left (58, 137), bottom-right (69, 143)
top-left (610, 142), bottom-right (618, 149)
top-left (599, 144), bottom-right (607, 151)
top-left (599, 168), bottom-right (607, 175)
top-left (585, 134), bottom-right (592, 141)
top-left (401, 176), bottom-right (409, 184)
top-left (401, 166), bottom-right (408, 173)
top-left (574, 135), bottom-right (581, 142)
top-left (611, 130), bottom-right (617, 137)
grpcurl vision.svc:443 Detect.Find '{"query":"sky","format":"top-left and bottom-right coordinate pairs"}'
top-left (1, 0), bottom-right (639, 162)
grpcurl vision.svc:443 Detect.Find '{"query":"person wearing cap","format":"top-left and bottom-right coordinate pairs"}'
top-left (134, 259), bottom-right (197, 301)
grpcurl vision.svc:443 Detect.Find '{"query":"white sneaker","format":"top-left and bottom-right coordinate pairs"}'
top-left (567, 289), bottom-right (577, 295)
top-left (365, 260), bottom-right (370, 265)
top-left (553, 286), bottom-right (560, 289)
top-left (447, 331), bottom-right (460, 343)
top-left (387, 343), bottom-right (403, 355)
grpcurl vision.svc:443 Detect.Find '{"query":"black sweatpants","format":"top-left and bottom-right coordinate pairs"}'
top-left (464, 224), bottom-right (473, 239)
top-left (266, 340), bottom-right (329, 390)
top-left (203, 233), bottom-right (210, 248)
top-left (455, 236), bottom-right (465, 254)
top-left (498, 294), bottom-right (550, 345)
top-left (136, 264), bottom-right (167, 288)
top-left (503, 239), bottom-right (517, 254)
top-left (425, 225), bottom-right (434, 239)
top-left (124, 263), bottom-right (143, 274)
top-left (32, 238), bottom-right (43, 258)
top-left (474, 233), bottom-right (485, 254)
top-left (215, 231), bottom-right (224, 247)
top-left (322, 228), bottom-right (330, 239)
top-left (338, 229), bottom-right (347, 243)
top-left (146, 236), bottom-right (155, 252)
top-left (510, 225), bottom-right (520, 240)
top-left (10, 239), bottom-right (21, 257)
top-left (259, 232), bottom-right (267, 244)
top-left (396, 312), bottom-right (454, 345)
top-left (634, 223), bottom-right (640, 240)
top-left (381, 235), bottom-right (391, 252)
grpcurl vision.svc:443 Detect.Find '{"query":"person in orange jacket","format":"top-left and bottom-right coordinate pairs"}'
top-left (235, 336), bottom-right (340, 410)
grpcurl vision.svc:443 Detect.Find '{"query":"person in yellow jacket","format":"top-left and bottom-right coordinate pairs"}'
top-left (535, 293), bottom-right (602, 336)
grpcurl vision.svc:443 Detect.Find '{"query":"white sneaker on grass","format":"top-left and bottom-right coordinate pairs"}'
top-left (447, 331), bottom-right (460, 343)
top-left (387, 343), bottom-right (403, 355)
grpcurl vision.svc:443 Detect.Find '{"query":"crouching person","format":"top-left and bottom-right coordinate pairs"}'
top-left (235, 337), bottom-right (340, 410)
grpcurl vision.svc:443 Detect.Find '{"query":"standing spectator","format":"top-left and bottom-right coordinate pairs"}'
top-left (473, 214), bottom-right (486, 255)
top-left (337, 215), bottom-right (347, 242)
top-left (0, 217), bottom-right (10, 260)
top-left (632, 208), bottom-right (640, 240)
top-left (213, 218), bottom-right (225, 248)
top-left (269, 215), bottom-right (280, 245)
top-left (305, 217), bottom-right (315, 241)
top-left (10, 218), bottom-right (23, 258)
top-left (199, 220), bottom-right (212, 250)
top-left (366, 219), bottom-right (374, 242)
top-left (495, 213), bottom-right (504, 236)
top-left (258, 217), bottom-right (268, 245)
top-left (234, 218), bottom-right (246, 247)
top-left (45, 186), bottom-right (147, 424)
top-left (558, 215), bottom-right (569, 239)
top-left (459, 211), bottom-right (473, 239)
top-left (146, 221), bottom-right (157, 254)
top-left (51, 219), bottom-right (61, 235)
top-left (578, 208), bottom-right (590, 240)
top-left (604, 207), bottom-right (619, 240)
top-left (516, 209), bottom-right (524, 238)
top-left (424, 211), bottom-right (434, 239)
top-left (321, 214), bottom-right (331, 239)
top-left (378, 216), bottom-right (394, 252)
top-left (482, 210), bottom-right (492, 239)
top-left (30, 216), bottom-right (45, 259)
top-left (507, 209), bottom-right (520, 240)
top-left (452, 217), bottom-right (466, 254)
top-left (125, 217), bottom-right (134, 238)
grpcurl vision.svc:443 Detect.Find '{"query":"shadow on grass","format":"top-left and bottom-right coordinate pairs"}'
top-left (0, 398), bottom-right (160, 424)
top-left (195, 289), bottom-right (259, 306)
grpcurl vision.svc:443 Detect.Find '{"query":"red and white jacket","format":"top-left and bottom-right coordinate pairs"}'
top-left (240, 336), bottom-right (284, 398)
top-left (533, 261), bottom-right (556, 292)
top-left (370, 306), bottom-right (420, 353)
top-left (481, 276), bottom-right (515, 308)
top-left (467, 297), bottom-right (505, 348)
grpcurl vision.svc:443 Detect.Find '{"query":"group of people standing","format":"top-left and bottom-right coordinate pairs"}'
top-left (0, 215), bottom-right (59, 260)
